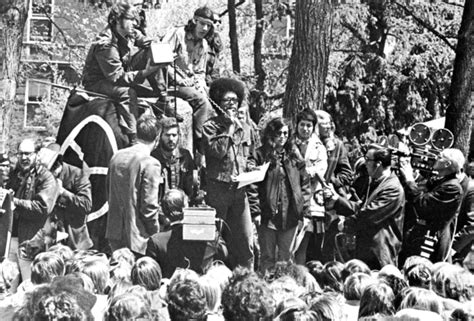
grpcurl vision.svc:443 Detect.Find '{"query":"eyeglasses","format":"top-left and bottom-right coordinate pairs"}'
top-left (278, 131), bottom-right (289, 136)
top-left (18, 151), bottom-right (34, 157)
top-left (222, 97), bottom-right (239, 104)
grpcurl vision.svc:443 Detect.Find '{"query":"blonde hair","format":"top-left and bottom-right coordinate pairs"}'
top-left (198, 274), bottom-right (222, 313)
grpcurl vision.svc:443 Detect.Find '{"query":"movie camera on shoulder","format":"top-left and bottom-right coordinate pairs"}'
top-left (388, 123), bottom-right (454, 173)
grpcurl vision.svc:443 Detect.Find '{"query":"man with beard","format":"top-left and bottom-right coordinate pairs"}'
top-left (6, 139), bottom-right (58, 277)
top-left (151, 117), bottom-right (195, 201)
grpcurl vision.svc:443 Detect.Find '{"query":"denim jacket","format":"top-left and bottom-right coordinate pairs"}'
top-left (202, 115), bottom-right (252, 183)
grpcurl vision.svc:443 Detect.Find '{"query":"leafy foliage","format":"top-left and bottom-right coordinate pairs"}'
top-left (325, 2), bottom-right (461, 138)
top-left (19, 0), bottom-right (463, 141)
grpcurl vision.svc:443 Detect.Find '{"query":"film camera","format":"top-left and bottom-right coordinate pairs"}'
top-left (387, 123), bottom-right (454, 173)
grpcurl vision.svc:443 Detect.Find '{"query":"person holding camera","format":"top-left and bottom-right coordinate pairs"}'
top-left (324, 144), bottom-right (405, 270)
top-left (399, 148), bottom-right (464, 264)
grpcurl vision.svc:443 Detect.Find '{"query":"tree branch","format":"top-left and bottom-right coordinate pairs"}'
top-left (340, 20), bottom-right (367, 46)
top-left (39, 5), bottom-right (71, 47)
top-left (393, 0), bottom-right (456, 51)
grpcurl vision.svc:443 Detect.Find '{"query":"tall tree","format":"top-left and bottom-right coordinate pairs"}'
top-left (445, 0), bottom-right (473, 157)
top-left (254, 0), bottom-right (265, 91)
top-left (228, 0), bottom-right (240, 73)
top-left (0, 0), bottom-right (29, 147)
top-left (283, 0), bottom-right (333, 120)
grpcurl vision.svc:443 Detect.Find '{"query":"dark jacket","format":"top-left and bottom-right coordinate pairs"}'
top-left (201, 115), bottom-right (252, 183)
top-left (8, 163), bottom-right (58, 243)
top-left (151, 147), bottom-right (194, 200)
top-left (146, 223), bottom-right (227, 278)
top-left (106, 143), bottom-right (161, 255)
top-left (404, 174), bottom-right (462, 262)
top-left (82, 26), bottom-right (150, 88)
top-left (248, 146), bottom-right (311, 229)
top-left (453, 175), bottom-right (474, 260)
top-left (325, 137), bottom-right (353, 193)
top-left (335, 172), bottom-right (405, 269)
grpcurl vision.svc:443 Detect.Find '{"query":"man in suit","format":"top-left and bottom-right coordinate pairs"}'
top-left (106, 114), bottom-right (162, 256)
top-left (146, 189), bottom-right (227, 278)
top-left (325, 145), bottom-right (405, 269)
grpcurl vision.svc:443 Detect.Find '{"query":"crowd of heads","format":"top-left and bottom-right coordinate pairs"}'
top-left (1, 248), bottom-right (472, 320)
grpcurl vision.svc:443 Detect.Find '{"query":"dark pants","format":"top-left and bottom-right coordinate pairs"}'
top-left (205, 180), bottom-right (254, 269)
top-left (84, 48), bottom-right (160, 136)
top-left (171, 86), bottom-right (214, 151)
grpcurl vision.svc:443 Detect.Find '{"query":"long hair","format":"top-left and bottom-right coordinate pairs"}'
top-left (184, 6), bottom-right (215, 37)
top-left (261, 117), bottom-right (299, 163)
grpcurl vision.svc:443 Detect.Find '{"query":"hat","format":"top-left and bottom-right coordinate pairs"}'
top-left (38, 143), bottom-right (61, 170)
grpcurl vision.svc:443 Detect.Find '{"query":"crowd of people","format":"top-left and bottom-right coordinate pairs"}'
top-left (0, 1), bottom-right (473, 320)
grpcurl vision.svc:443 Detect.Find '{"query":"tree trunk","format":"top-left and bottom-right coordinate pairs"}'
top-left (254, 0), bottom-right (265, 91)
top-left (283, 0), bottom-right (333, 121)
top-left (1, 1), bottom-right (29, 148)
top-left (445, 0), bottom-right (474, 157)
top-left (228, 0), bottom-right (240, 73)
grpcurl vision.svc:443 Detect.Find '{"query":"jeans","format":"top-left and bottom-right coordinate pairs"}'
top-left (171, 86), bottom-right (214, 151)
top-left (258, 224), bottom-right (298, 272)
top-left (205, 180), bottom-right (254, 269)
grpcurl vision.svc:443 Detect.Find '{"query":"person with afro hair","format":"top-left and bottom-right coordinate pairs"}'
top-left (201, 77), bottom-right (255, 269)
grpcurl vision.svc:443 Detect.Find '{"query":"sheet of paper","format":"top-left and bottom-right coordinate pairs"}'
top-left (235, 162), bottom-right (270, 189)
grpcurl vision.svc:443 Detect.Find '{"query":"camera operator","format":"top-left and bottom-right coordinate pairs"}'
top-left (324, 144), bottom-right (405, 269)
top-left (399, 148), bottom-right (464, 264)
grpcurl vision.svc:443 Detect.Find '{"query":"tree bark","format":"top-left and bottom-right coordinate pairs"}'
top-left (283, 0), bottom-right (333, 120)
top-left (1, 1), bottom-right (29, 147)
top-left (254, 0), bottom-right (265, 91)
top-left (228, 0), bottom-right (240, 73)
top-left (445, 0), bottom-right (474, 157)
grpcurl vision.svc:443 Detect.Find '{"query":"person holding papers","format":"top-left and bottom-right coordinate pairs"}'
top-left (247, 117), bottom-right (311, 272)
top-left (201, 78), bottom-right (255, 269)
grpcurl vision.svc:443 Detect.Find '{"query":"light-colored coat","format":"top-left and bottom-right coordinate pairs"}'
top-left (106, 143), bottom-right (161, 254)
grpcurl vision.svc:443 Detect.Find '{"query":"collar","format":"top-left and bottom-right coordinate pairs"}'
top-left (159, 145), bottom-right (183, 160)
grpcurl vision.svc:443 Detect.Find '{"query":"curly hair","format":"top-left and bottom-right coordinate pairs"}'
top-left (222, 267), bottom-right (274, 321)
top-left (209, 78), bottom-right (246, 111)
top-left (167, 278), bottom-right (207, 321)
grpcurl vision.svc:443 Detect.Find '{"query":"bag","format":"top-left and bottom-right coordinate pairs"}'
top-left (68, 224), bottom-right (93, 250)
